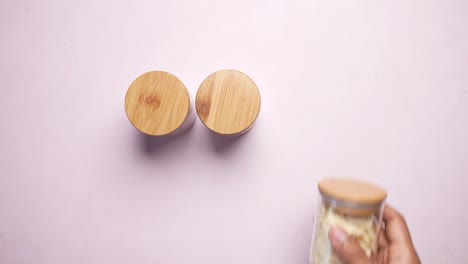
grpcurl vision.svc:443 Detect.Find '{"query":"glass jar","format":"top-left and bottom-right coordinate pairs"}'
top-left (309, 178), bottom-right (387, 264)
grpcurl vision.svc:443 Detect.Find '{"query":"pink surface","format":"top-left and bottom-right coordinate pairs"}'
top-left (1, 0), bottom-right (467, 263)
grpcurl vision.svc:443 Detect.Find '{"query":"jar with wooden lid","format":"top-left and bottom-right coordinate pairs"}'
top-left (125, 71), bottom-right (195, 136)
top-left (310, 178), bottom-right (387, 264)
top-left (196, 69), bottom-right (261, 135)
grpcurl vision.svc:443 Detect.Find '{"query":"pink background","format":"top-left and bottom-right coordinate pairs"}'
top-left (1, 0), bottom-right (467, 263)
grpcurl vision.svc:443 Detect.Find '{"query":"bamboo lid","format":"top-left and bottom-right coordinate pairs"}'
top-left (318, 178), bottom-right (387, 205)
top-left (196, 70), bottom-right (261, 135)
top-left (125, 71), bottom-right (190, 136)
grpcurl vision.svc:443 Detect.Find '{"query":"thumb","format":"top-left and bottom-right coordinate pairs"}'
top-left (329, 228), bottom-right (370, 264)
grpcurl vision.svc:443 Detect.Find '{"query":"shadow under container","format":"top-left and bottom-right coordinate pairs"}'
top-left (310, 178), bottom-right (387, 264)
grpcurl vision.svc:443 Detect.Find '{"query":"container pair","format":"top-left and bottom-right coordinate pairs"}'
top-left (125, 69), bottom-right (261, 136)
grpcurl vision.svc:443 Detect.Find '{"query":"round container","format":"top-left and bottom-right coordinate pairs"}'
top-left (125, 71), bottom-right (195, 136)
top-left (310, 178), bottom-right (387, 264)
top-left (196, 69), bottom-right (261, 135)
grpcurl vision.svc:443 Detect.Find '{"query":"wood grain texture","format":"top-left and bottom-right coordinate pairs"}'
top-left (319, 178), bottom-right (387, 205)
top-left (196, 70), bottom-right (261, 135)
top-left (125, 71), bottom-right (190, 136)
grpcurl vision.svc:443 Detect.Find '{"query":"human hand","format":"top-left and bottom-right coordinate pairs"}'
top-left (328, 205), bottom-right (421, 264)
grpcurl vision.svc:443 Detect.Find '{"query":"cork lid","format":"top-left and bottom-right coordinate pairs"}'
top-left (125, 71), bottom-right (190, 136)
top-left (318, 178), bottom-right (387, 205)
top-left (196, 70), bottom-right (261, 135)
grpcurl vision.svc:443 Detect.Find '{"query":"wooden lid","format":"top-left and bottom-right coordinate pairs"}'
top-left (318, 178), bottom-right (387, 205)
top-left (125, 71), bottom-right (190, 136)
top-left (196, 70), bottom-right (261, 135)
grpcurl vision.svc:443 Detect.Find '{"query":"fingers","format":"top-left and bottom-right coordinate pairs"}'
top-left (329, 228), bottom-right (371, 264)
top-left (383, 205), bottom-right (413, 246)
top-left (378, 227), bottom-right (389, 250)
top-left (383, 205), bottom-right (421, 263)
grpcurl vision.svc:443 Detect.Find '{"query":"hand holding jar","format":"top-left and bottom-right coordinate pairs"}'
top-left (310, 178), bottom-right (420, 264)
top-left (329, 205), bottom-right (420, 264)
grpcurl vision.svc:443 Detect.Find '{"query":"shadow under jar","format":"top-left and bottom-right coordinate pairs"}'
top-left (310, 178), bottom-right (387, 264)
